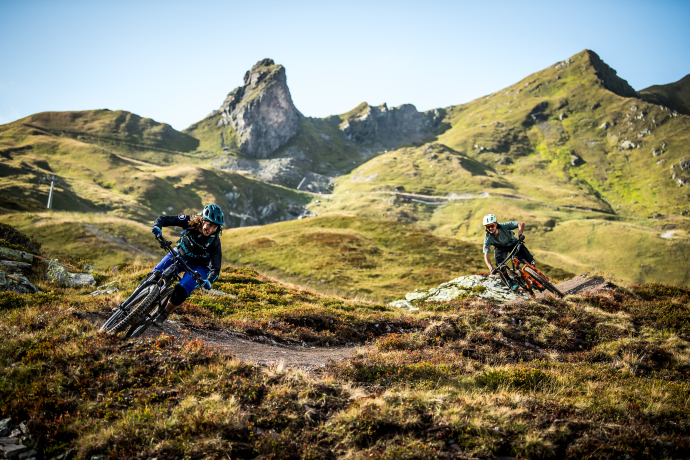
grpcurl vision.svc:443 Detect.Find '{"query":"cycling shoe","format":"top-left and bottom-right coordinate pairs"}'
top-left (153, 310), bottom-right (169, 327)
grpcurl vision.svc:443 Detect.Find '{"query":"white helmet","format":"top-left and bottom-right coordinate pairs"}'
top-left (483, 214), bottom-right (497, 226)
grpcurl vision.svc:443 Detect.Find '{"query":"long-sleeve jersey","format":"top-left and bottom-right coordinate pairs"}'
top-left (153, 214), bottom-right (222, 283)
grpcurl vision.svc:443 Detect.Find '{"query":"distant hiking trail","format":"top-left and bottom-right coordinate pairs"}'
top-left (87, 274), bottom-right (612, 370)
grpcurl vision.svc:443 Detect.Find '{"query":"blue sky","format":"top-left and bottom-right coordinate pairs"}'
top-left (1, 0), bottom-right (689, 131)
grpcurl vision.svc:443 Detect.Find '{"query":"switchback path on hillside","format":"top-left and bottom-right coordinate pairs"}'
top-left (86, 274), bottom-right (610, 370)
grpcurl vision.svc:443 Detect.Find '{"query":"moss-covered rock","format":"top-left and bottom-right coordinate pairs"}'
top-left (45, 259), bottom-right (95, 288)
top-left (391, 275), bottom-right (519, 309)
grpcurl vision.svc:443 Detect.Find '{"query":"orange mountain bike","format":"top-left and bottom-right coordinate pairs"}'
top-left (493, 239), bottom-right (564, 298)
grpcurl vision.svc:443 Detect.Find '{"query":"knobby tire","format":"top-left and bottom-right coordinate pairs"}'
top-left (100, 309), bottom-right (125, 333)
top-left (523, 266), bottom-right (564, 298)
top-left (110, 284), bottom-right (160, 336)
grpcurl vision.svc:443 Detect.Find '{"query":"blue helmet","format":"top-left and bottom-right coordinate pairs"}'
top-left (202, 204), bottom-right (224, 227)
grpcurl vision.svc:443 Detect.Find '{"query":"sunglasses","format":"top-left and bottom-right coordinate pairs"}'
top-left (485, 223), bottom-right (497, 230)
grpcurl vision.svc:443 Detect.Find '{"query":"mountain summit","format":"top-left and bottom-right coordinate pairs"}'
top-left (208, 58), bottom-right (302, 158)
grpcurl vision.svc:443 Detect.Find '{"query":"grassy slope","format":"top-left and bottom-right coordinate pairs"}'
top-left (2, 212), bottom-right (170, 267)
top-left (0, 118), bottom-right (314, 225)
top-left (313, 50), bottom-right (690, 286)
top-left (435, 50), bottom-right (690, 218)
top-left (640, 73), bottom-right (690, 116)
top-left (2, 253), bottom-right (690, 458)
top-left (183, 113), bottom-right (240, 154)
top-left (219, 215), bottom-right (571, 302)
top-left (18, 109), bottom-right (201, 155)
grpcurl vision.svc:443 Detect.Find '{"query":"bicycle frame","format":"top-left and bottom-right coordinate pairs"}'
top-left (109, 237), bottom-right (205, 332)
top-left (494, 240), bottom-right (544, 296)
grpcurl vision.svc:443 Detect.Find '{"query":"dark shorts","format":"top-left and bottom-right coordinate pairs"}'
top-left (494, 243), bottom-right (534, 266)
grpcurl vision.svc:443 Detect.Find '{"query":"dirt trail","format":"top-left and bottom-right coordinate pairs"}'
top-left (505, 274), bottom-right (614, 305)
top-left (86, 275), bottom-right (607, 370)
top-left (86, 311), bottom-right (357, 371)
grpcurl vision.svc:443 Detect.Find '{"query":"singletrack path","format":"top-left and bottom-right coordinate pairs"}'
top-left (85, 274), bottom-right (608, 370)
top-left (86, 310), bottom-right (356, 371)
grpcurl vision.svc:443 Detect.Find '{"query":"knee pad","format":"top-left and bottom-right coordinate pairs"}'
top-left (170, 284), bottom-right (189, 306)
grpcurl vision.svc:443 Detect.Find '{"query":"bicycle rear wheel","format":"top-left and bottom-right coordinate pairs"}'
top-left (109, 284), bottom-right (160, 336)
top-left (524, 266), bottom-right (564, 298)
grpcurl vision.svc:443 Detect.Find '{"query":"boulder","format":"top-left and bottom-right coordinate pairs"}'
top-left (0, 271), bottom-right (39, 294)
top-left (571, 154), bottom-right (584, 166)
top-left (620, 140), bottom-right (637, 150)
top-left (0, 247), bottom-right (33, 262)
top-left (46, 259), bottom-right (95, 288)
top-left (680, 158), bottom-right (690, 171)
top-left (0, 260), bottom-right (32, 270)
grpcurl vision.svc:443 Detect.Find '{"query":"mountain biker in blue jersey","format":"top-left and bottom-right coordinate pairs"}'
top-left (482, 214), bottom-right (535, 290)
top-left (150, 204), bottom-right (224, 326)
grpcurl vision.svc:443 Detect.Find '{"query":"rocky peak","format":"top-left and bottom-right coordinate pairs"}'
top-left (215, 59), bottom-right (301, 158)
top-left (584, 50), bottom-right (638, 99)
top-left (339, 102), bottom-right (437, 148)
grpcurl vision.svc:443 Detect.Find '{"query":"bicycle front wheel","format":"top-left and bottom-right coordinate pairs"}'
top-left (109, 284), bottom-right (161, 336)
top-left (524, 266), bottom-right (564, 298)
top-left (100, 308), bottom-right (126, 333)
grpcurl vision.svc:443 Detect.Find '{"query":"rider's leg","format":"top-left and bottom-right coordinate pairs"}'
top-left (153, 252), bottom-right (175, 275)
top-left (494, 248), bottom-right (518, 290)
top-left (517, 245), bottom-right (536, 266)
top-left (156, 266), bottom-right (210, 321)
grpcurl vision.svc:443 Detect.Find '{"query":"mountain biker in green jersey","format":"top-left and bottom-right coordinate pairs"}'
top-left (482, 214), bottom-right (535, 290)
top-left (149, 204), bottom-right (224, 326)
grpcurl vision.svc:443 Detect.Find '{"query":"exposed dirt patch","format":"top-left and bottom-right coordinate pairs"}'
top-left (505, 274), bottom-right (615, 306)
top-left (84, 310), bottom-right (357, 371)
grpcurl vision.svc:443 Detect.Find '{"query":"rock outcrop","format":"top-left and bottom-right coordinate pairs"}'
top-left (46, 259), bottom-right (96, 288)
top-left (214, 59), bottom-right (302, 158)
top-left (585, 50), bottom-right (637, 99)
top-left (390, 275), bottom-right (519, 310)
top-left (340, 103), bottom-right (439, 148)
top-left (213, 155), bottom-right (333, 193)
top-left (0, 244), bottom-right (39, 294)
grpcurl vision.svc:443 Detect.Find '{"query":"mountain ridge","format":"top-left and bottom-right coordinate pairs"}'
top-left (640, 73), bottom-right (690, 116)
top-left (1, 49), bottom-right (689, 288)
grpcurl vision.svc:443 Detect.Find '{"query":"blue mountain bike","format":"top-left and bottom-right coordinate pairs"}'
top-left (100, 236), bottom-right (205, 338)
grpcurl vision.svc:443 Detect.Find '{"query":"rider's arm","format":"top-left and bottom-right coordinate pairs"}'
top-left (483, 234), bottom-right (493, 271)
top-left (484, 252), bottom-right (493, 271)
top-left (206, 237), bottom-right (222, 284)
top-left (153, 214), bottom-right (191, 230)
top-left (518, 222), bottom-right (525, 237)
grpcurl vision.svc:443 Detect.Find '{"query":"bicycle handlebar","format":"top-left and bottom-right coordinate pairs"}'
top-left (155, 236), bottom-right (205, 285)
